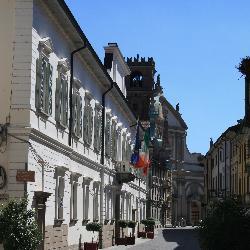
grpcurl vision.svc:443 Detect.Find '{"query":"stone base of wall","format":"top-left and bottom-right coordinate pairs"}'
top-left (102, 224), bottom-right (115, 248)
top-left (44, 224), bottom-right (68, 250)
top-left (68, 243), bottom-right (79, 250)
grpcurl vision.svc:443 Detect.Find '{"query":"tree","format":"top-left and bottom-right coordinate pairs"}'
top-left (0, 197), bottom-right (42, 250)
top-left (198, 198), bottom-right (250, 250)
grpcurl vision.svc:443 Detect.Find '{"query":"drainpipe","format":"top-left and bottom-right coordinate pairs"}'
top-left (101, 82), bottom-right (114, 165)
top-left (68, 44), bottom-right (87, 146)
top-left (230, 141), bottom-right (232, 195)
top-left (224, 140), bottom-right (227, 198)
top-left (217, 147), bottom-right (219, 196)
top-left (100, 82), bottom-right (114, 248)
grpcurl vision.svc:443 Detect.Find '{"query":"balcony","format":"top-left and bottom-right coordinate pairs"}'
top-left (115, 161), bottom-right (135, 184)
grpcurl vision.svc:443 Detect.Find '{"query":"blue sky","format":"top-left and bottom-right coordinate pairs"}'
top-left (65, 0), bottom-right (250, 154)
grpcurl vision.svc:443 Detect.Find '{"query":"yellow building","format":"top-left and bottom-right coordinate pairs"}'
top-left (204, 73), bottom-right (250, 208)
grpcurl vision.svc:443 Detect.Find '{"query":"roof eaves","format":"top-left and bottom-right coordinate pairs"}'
top-left (57, 0), bottom-right (114, 86)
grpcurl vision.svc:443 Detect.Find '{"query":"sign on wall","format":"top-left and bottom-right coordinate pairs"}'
top-left (16, 170), bottom-right (35, 182)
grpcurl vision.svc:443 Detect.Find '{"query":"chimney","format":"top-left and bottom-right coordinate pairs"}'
top-left (245, 76), bottom-right (250, 126)
top-left (104, 43), bottom-right (118, 71)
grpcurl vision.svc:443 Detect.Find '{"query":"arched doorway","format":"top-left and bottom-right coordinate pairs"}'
top-left (191, 201), bottom-right (200, 226)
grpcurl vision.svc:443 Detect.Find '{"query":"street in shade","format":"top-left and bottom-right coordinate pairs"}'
top-left (125, 227), bottom-right (200, 250)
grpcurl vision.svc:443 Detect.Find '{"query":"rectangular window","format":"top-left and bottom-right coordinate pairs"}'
top-left (72, 90), bottom-right (82, 138)
top-left (36, 55), bottom-right (53, 116)
top-left (83, 97), bottom-right (93, 145)
top-left (219, 173), bottom-right (222, 190)
top-left (93, 107), bottom-right (102, 151)
top-left (111, 120), bottom-right (117, 160)
top-left (247, 139), bottom-right (250, 159)
top-left (211, 158), bottom-right (214, 169)
top-left (70, 173), bottom-right (81, 222)
top-left (93, 184), bottom-right (99, 221)
top-left (219, 150), bottom-right (224, 162)
top-left (55, 70), bottom-right (68, 127)
top-left (83, 182), bottom-right (90, 221)
top-left (57, 177), bottom-right (64, 219)
top-left (71, 182), bottom-right (77, 220)
top-left (105, 113), bottom-right (111, 156)
top-left (122, 133), bottom-right (126, 161)
top-left (126, 139), bottom-right (131, 162)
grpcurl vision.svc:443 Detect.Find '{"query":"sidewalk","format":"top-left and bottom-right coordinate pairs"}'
top-left (104, 230), bottom-right (159, 250)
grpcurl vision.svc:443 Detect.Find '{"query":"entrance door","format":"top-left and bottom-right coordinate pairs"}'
top-left (34, 191), bottom-right (51, 250)
top-left (132, 209), bottom-right (136, 235)
top-left (191, 202), bottom-right (200, 225)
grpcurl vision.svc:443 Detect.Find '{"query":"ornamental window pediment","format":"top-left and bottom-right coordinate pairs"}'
top-left (39, 37), bottom-right (53, 57)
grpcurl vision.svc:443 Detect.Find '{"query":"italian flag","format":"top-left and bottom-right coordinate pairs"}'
top-left (133, 128), bottom-right (150, 175)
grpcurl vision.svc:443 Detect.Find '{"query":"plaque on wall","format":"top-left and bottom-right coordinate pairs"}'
top-left (16, 170), bottom-right (35, 182)
top-left (0, 166), bottom-right (7, 189)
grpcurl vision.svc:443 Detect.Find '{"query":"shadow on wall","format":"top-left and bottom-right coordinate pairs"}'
top-left (162, 228), bottom-right (201, 250)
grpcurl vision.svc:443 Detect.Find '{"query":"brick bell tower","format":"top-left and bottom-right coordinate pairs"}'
top-left (125, 54), bottom-right (156, 121)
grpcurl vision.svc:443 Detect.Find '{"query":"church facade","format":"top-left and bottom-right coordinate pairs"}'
top-left (166, 102), bottom-right (205, 226)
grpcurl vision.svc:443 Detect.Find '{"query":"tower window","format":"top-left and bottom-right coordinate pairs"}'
top-left (130, 71), bottom-right (143, 87)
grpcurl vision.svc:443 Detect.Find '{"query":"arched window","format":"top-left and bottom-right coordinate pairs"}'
top-left (130, 71), bottom-right (143, 87)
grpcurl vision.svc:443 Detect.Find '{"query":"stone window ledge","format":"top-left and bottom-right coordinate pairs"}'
top-left (70, 219), bottom-right (78, 226)
top-left (54, 218), bottom-right (64, 227)
top-left (82, 219), bottom-right (90, 225)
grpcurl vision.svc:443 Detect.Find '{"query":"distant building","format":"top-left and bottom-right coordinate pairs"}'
top-left (125, 57), bottom-right (172, 226)
top-left (166, 102), bottom-right (204, 226)
top-left (204, 74), bottom-right (250, 209)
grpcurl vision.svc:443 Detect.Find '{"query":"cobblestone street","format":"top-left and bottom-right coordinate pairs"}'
top-left (107, 227), bottom-right (201, 250)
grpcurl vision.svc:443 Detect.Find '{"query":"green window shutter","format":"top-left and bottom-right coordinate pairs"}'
top-left (62, 78), bottom-right (68, 127)
top-left (98, 113), bottom-right (102, 151)
top-left (122, 134), bottom-right (126, 161)
top-left (45, 62), bottom-right (53, 115)
top-left (111, 122), bottom-right (117, 160)
top-left (76, 95), bottom-right (80, 137)
top-left (93, 110), bottom-right (98, 149)
top-left (35, 58), bottom-right (42, 109)
top-left (55, 78), bottom-right (62, 122)
top-left (40, 58), bottom-right (47, 111)
top-left (105, 115), bottom-right (110, 156)
top-left (72, 93), bottom-right (76, 135)
top-left (79, 96), bottom-right (83, 137)
top-left (83, 106), bottom-right (88, 142)
top-left (94, 110), bottom-right (101, 151)
top-left (88, 107), bottom-right (93, 145)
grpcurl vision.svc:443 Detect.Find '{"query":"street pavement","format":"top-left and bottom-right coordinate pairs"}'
top-left (106, 227), bottom-right (201, 250)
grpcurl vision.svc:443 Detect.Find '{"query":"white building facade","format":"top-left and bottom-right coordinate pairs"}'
top-left (0, 1), bottom-right (146, 249)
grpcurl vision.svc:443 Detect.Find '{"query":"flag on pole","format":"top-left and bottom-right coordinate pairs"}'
top-left (130, 123), bottom-right (151, 174)
top-left (130, 120), bottom-right (142, 167)
top-left (141, 128), bottom-right (150, 175)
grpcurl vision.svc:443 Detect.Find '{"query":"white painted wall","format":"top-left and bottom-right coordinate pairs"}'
top-left (0, 1), bottom-right (146, 248)
top-left (0, 0), bottom-right (15, 123)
